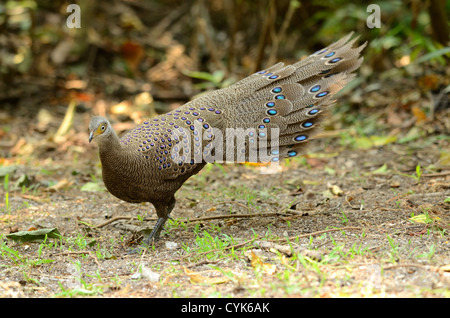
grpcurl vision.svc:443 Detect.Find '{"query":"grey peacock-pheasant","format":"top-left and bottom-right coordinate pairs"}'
top-left (89, 33), bottom-right (366, 249)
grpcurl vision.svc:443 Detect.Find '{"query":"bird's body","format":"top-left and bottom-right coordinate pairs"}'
top-left (89, 33), bottom-right (366, 248)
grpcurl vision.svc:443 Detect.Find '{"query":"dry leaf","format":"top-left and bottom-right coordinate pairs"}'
top-left (411, 105), bottom-right (427, 122)
top-left (47, 178), bottom-right (72, 192)
top-left (183, 267), bottom-right (229, 284)
top-left (161, 273), bottom-right (180, 285)
top-left (121, 40), bottom-right (145, 72)
top-left (440, 264), bottom-right (450, 272)
top-left (328, 184), bottom-right (344, 196)
top-left (250, 251), bottom-right (276, 275)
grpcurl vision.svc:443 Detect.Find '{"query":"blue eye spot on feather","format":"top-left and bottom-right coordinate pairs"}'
top-left (267, 109), bottom-right (277, 115)
top-left (308, 109), bottom-right (319, 115)
top-left (316, 91), bottom-right (329, 98)
top-left (266, 102), bottom-right (275, 107)
top-left (325, 52), bottom-right (335, 57)
top-left (258, 125), bottom-right (265, 129)
top-left (302, 122), bottom-right (313, 128)
top-left (269, 75), bottom-right (279, 79)
top-left (294, 135), bottom-right (307, 141)
top-left (257, 70), bottom-right (266, 74)
top-left (310, 85), bottom-right (320, 92)
top-left (263, 118), bottom-right (270, 123)
top-left (259, 132), bottom-right (266, 137)
top-left (287, 150), bottom-right (297, 157)
top-left (275, 95), bottom-right (286, 99)
top-left (329, 57), bottom-right (342, 63)
top-left (264, 72), bottom-right (273, 77)
top-left (272, 87), bottom-right (282, 93)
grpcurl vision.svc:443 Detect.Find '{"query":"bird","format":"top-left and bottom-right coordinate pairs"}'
top-left (88, 33), bottom-right (366, 249)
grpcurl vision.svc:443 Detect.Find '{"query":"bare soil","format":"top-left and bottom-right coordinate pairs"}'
top-left (0, 106), bottom-right (449, 298)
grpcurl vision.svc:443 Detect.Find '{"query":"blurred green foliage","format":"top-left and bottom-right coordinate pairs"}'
top-left (1, 0), bottom-right (448, 78)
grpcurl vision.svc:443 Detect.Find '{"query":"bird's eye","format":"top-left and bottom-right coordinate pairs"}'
top-left (100, 125), bottom-right (106, 131)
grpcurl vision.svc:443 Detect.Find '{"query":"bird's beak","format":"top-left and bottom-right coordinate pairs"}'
top-left (89, 131), bottom-right (94, 143)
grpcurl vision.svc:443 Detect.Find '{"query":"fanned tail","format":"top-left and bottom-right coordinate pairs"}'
top-left (185, 33), bottom-right (366, 162)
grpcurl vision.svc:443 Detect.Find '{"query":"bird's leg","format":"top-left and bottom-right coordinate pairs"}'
top-left (126, 217), bottom-right (168, 254)
top-left (127, 197), bottom-right (176, 253)
top-left (142, 216), bottom-right (168, 245)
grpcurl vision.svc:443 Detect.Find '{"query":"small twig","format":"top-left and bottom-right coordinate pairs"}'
top-left (224, 0), bottom-right (240, 75)
top-left (184, 209), bottom-right (307, 224)
top-left (421, 171), bottom-right (450, 177)
top-left (345, 196), bottom-right (361, 210)
top-left (194, 0), bottom-right (225, 70)
top-left (253, 0), bottom-right (274, 73)
top-left (268, 0), bottom-right (299, 66)
top-left (20, 194), bottom-right (49, 203)
top-left (215, 200), bottom-right (253, 211)
top-left (271, 226), bottom-right (363, 243)
top-left (92, 208), bottom-right (306, 229)
top-left (185, 259), bottom-right (221, 268)
top-left (93, 216), bottom-right (156, 229)
top-left (172, 226), bottom-right (362, 262)
top-left (384, 263), bottom-right (439, 272)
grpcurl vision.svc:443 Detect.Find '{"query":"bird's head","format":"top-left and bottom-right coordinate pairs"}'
top-left (88, 116), bottom-right (112, 143)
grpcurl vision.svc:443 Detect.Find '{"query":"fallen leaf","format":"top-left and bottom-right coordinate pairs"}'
top-left (411, 105), bottom-right (427, 122)
top-left (250, 251), bottom-right (276, 275)
top-left (371, 163), bottom-right (388, 174)
top-left (81, 182), bottom-right (104, 192)
top-left (439, 152), bottom-right (450, 166)
top-left (47, 178), bottom-right (71, 192)
top-left (7, 228), bottom-right (61, 243)
top-left (328, 184), bottom-right (344, 196)
top-left (409, 214), bottom-right (431, 224)
top-left (183, 267), bottom-right (229, 284)
top-left (355, 135), bottom-right (397, 149)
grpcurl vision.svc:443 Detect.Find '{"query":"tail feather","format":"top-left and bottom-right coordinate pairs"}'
top-left (187, 33), bottom-right (366, 162)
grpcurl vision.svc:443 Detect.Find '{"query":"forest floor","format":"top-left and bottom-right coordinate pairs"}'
top-left (0, 101), bottom-right (449, 298)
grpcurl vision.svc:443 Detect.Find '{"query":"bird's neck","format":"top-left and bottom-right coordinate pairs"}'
top-left (99, 131), bottom-right (123, 160)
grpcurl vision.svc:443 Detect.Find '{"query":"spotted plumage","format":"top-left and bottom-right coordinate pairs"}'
top-left (89, 33), bottom-right (366, 249)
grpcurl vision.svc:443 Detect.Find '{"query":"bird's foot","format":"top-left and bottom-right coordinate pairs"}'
top-left (125, 217), bottom-right (168, 254)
